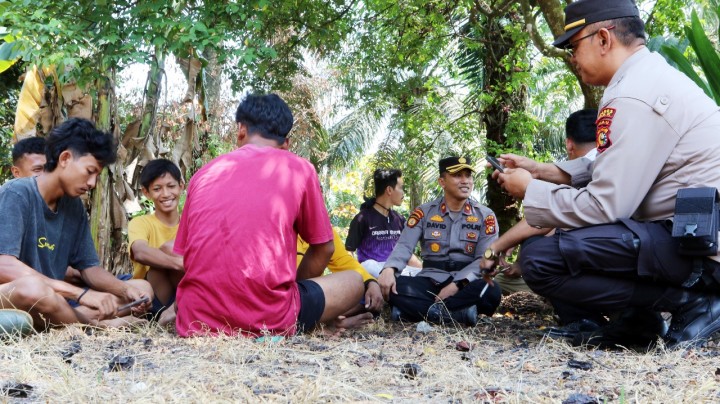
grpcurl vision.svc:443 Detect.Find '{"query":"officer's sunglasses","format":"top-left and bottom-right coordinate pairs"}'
top-left (566, 25), bottom-right (615, 56)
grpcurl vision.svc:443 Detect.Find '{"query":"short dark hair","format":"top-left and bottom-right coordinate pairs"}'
top-left (591, 16), bottom-right (646, 47)
top-left (140, 159), bottom-right (183, 189)
top-left (235, 93), bottom-right (293, 145)
top-left (566, 109), bottom-right (598, 144)
top-left (44, 118), bottom-right (117, 172)
top-left (373, 169), bottom-right (402, 197)
top-left (12, 137), bottom-right (46, 164)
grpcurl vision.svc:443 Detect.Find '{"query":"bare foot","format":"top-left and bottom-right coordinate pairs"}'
top-left (158, 305), bottom-right (176, 327)
top-left (334, 312), bottom-right (374, 330)
top-left (99, 315), bottom-right (148, 328)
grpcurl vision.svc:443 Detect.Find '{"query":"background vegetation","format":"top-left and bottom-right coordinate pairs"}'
top-left (0, 0), bottom-right (718, 273)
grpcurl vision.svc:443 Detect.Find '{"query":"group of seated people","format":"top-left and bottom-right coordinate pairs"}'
top-left (0, 95), bottom-right (550, 340)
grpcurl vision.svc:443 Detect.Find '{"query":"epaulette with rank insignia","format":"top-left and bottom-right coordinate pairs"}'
top-left (407, 207), bottom-right (424, 228)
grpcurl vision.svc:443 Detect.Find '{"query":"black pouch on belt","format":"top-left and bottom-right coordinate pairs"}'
top-left (671, 187), bottom-right (719, 256)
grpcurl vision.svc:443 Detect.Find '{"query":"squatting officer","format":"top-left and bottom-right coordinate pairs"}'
top-left (377, 156), bottom-right (501, 326)
top-left (495, 0), bottom-right (720, 348)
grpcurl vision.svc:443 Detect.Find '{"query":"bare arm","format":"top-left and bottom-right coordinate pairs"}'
top-left (131, 240), bottom-right (184, 271)
top-left (297, 240), bottom-right (334, 280)
top-left (491, 218), bottom-right (551, 253)
top-left (408, 254), bottom-right (422, 268)
top-left (0, 254), bottom-right (86, 300)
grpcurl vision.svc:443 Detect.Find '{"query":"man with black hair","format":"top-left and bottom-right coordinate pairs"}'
top-left (345, 169), bottom-right (422, 278)
top-left (495, 0), bottom-right (720, 348)
top-left (378, 156), bottom-right (501, 326)
top-left (174, 93), bottom-right (363, 337)
top-left (11, 137), bottom-right (46, 178)
top-left (0, 118), bottom-right (152, 329)
top-left (128, 159), bottom-right (185, 326)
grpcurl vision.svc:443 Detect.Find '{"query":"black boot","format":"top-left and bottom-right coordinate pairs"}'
top-left (654, 289), bottom-right (720, 349)
top-left (571, 308), bottom-right (667, 349)
top-left (426, 303), bottom-right (478, 327)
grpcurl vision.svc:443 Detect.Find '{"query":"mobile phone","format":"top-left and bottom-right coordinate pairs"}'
top-left (486, 155), bottom-right (505, 173)
top-left (118, 296), bottom-right (150, 311)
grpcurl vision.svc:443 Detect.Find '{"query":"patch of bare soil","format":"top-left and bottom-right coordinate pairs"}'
top-left (2, 295), bottom-right (720, 402)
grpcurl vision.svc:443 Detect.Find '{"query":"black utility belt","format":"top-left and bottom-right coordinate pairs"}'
top-left (422, 260), bottom-right (471, 272)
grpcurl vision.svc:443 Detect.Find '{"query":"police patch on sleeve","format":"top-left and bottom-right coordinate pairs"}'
top-left (596, 107), bottom-right (616, 154)
top-left (596, 126), bottom-right (612, 154)
top-left (484, 215), bottom-right (497, 235)
top-left (407, 207), bottom-right (424, 228)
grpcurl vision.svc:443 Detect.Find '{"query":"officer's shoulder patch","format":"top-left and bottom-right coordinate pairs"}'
top-left (430, 215), bottom-right (444, 222)
top-left (596, 126), bottom-right (612, 154)
top-left (484, 215), bottom-right (497, 235)
top-left (407, 207), bottom-right (424, 228)
top-left (597, 107), bottom-right (616, 120)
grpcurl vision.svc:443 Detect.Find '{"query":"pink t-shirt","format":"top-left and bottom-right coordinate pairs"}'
top-left (173, 144), bottom-right (333, 337)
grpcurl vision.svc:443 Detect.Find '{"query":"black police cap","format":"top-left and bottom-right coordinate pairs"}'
top-left (439, 156), bottom-right (475, 175)
top-left (553, 0), bottom-right (640, 49)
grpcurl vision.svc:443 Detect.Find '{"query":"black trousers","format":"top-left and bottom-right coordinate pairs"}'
top-left (520, 220), bottom-right (720, 312)
top-left (389, 275), bottom-right (501, 322)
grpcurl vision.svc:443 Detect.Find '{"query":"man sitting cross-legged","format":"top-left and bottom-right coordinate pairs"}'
top-left (0, 118), bottom-right (152, 329)
top-left (173, 93), bottom-right (363, 337)
top-left (128, 159), bottom-right (185, 326)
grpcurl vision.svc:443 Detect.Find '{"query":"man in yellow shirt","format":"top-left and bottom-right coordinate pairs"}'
top-left (298, 229), bottom-right (384, 330)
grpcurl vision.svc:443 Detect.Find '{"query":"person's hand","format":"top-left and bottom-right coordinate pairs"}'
top-left (435, 281), bottom-right (459, 302)
top-left (498, 153), bottom-right (540, 177)
top-left (364, 281), bottom-right (384, 312)
top-left (121, 285), bottom-right (151, 315)
top-left (497, 168), bottom-right (533, 199)
top-left (502, 263), bottom-right (522, 278)
top-left (378, 268), bottom-right (397, 301)
top-left (79, 290), bottom-right (118, 320)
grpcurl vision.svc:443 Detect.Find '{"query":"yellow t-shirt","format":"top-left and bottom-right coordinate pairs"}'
top-left (297, 228), bottom-right (374, 283)
top-left (127, 213), bottom-right (179, 279)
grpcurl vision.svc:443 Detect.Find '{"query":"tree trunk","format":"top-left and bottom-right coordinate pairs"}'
top-left (480, 14), bottom-right (527, 234)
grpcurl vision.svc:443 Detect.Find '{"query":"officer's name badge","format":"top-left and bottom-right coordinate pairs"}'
top-left (466, 216), bottom-right (479, 223)
top-left (431, 231), bottom-right (441, 238)
top-left (430, 243), bottom-right (440, 252)
top-left (430, 215), bottom-right (444, 222)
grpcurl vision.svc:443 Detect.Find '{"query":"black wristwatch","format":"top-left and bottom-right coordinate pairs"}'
top-left (455, 278), bottom-right (470, 290)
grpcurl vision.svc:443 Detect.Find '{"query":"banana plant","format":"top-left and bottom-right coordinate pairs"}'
top-left (659, 8), bottom-right (720, 105)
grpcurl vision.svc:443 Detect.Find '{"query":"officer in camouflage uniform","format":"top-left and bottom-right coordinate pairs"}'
top-left (377, 156), bottom-right (502, 326)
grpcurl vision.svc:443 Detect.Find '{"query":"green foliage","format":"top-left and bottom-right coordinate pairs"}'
top-left (658, 7), bottom-right (720, 105)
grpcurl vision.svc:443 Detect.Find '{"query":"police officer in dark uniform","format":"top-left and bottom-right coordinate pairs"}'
top-left (377, 156), bottom-right (502, 326)
top-left (495, 0), bottom-right (720, 348)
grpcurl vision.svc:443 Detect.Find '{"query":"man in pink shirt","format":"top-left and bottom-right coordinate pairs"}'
top-left (173, 94), bottom-right (363, 337)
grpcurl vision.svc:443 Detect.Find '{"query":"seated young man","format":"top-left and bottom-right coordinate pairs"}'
top-left (345, 169), bottom-right (422, 277)
top-left (174, 94), bottom-right (363, 337)
top-left (11, 137), bottom-right (46, 178)
top-left (298, 229), bottom-right (383, 331)
top-left (128, 159), bottom-right (184, 326)
top-left (0, 118), bottom-right (153, 329)
top-left (1, 137), bottom-right (47, 337)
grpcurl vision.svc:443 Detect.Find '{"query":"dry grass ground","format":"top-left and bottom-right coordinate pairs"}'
top-left (2, 300), bottom-right (720, 403)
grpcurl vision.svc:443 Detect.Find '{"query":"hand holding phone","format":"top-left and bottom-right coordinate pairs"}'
top-left (486, 155), bottom-right (505, 173)
top-left (118, 296), bottom-right (150, 311)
